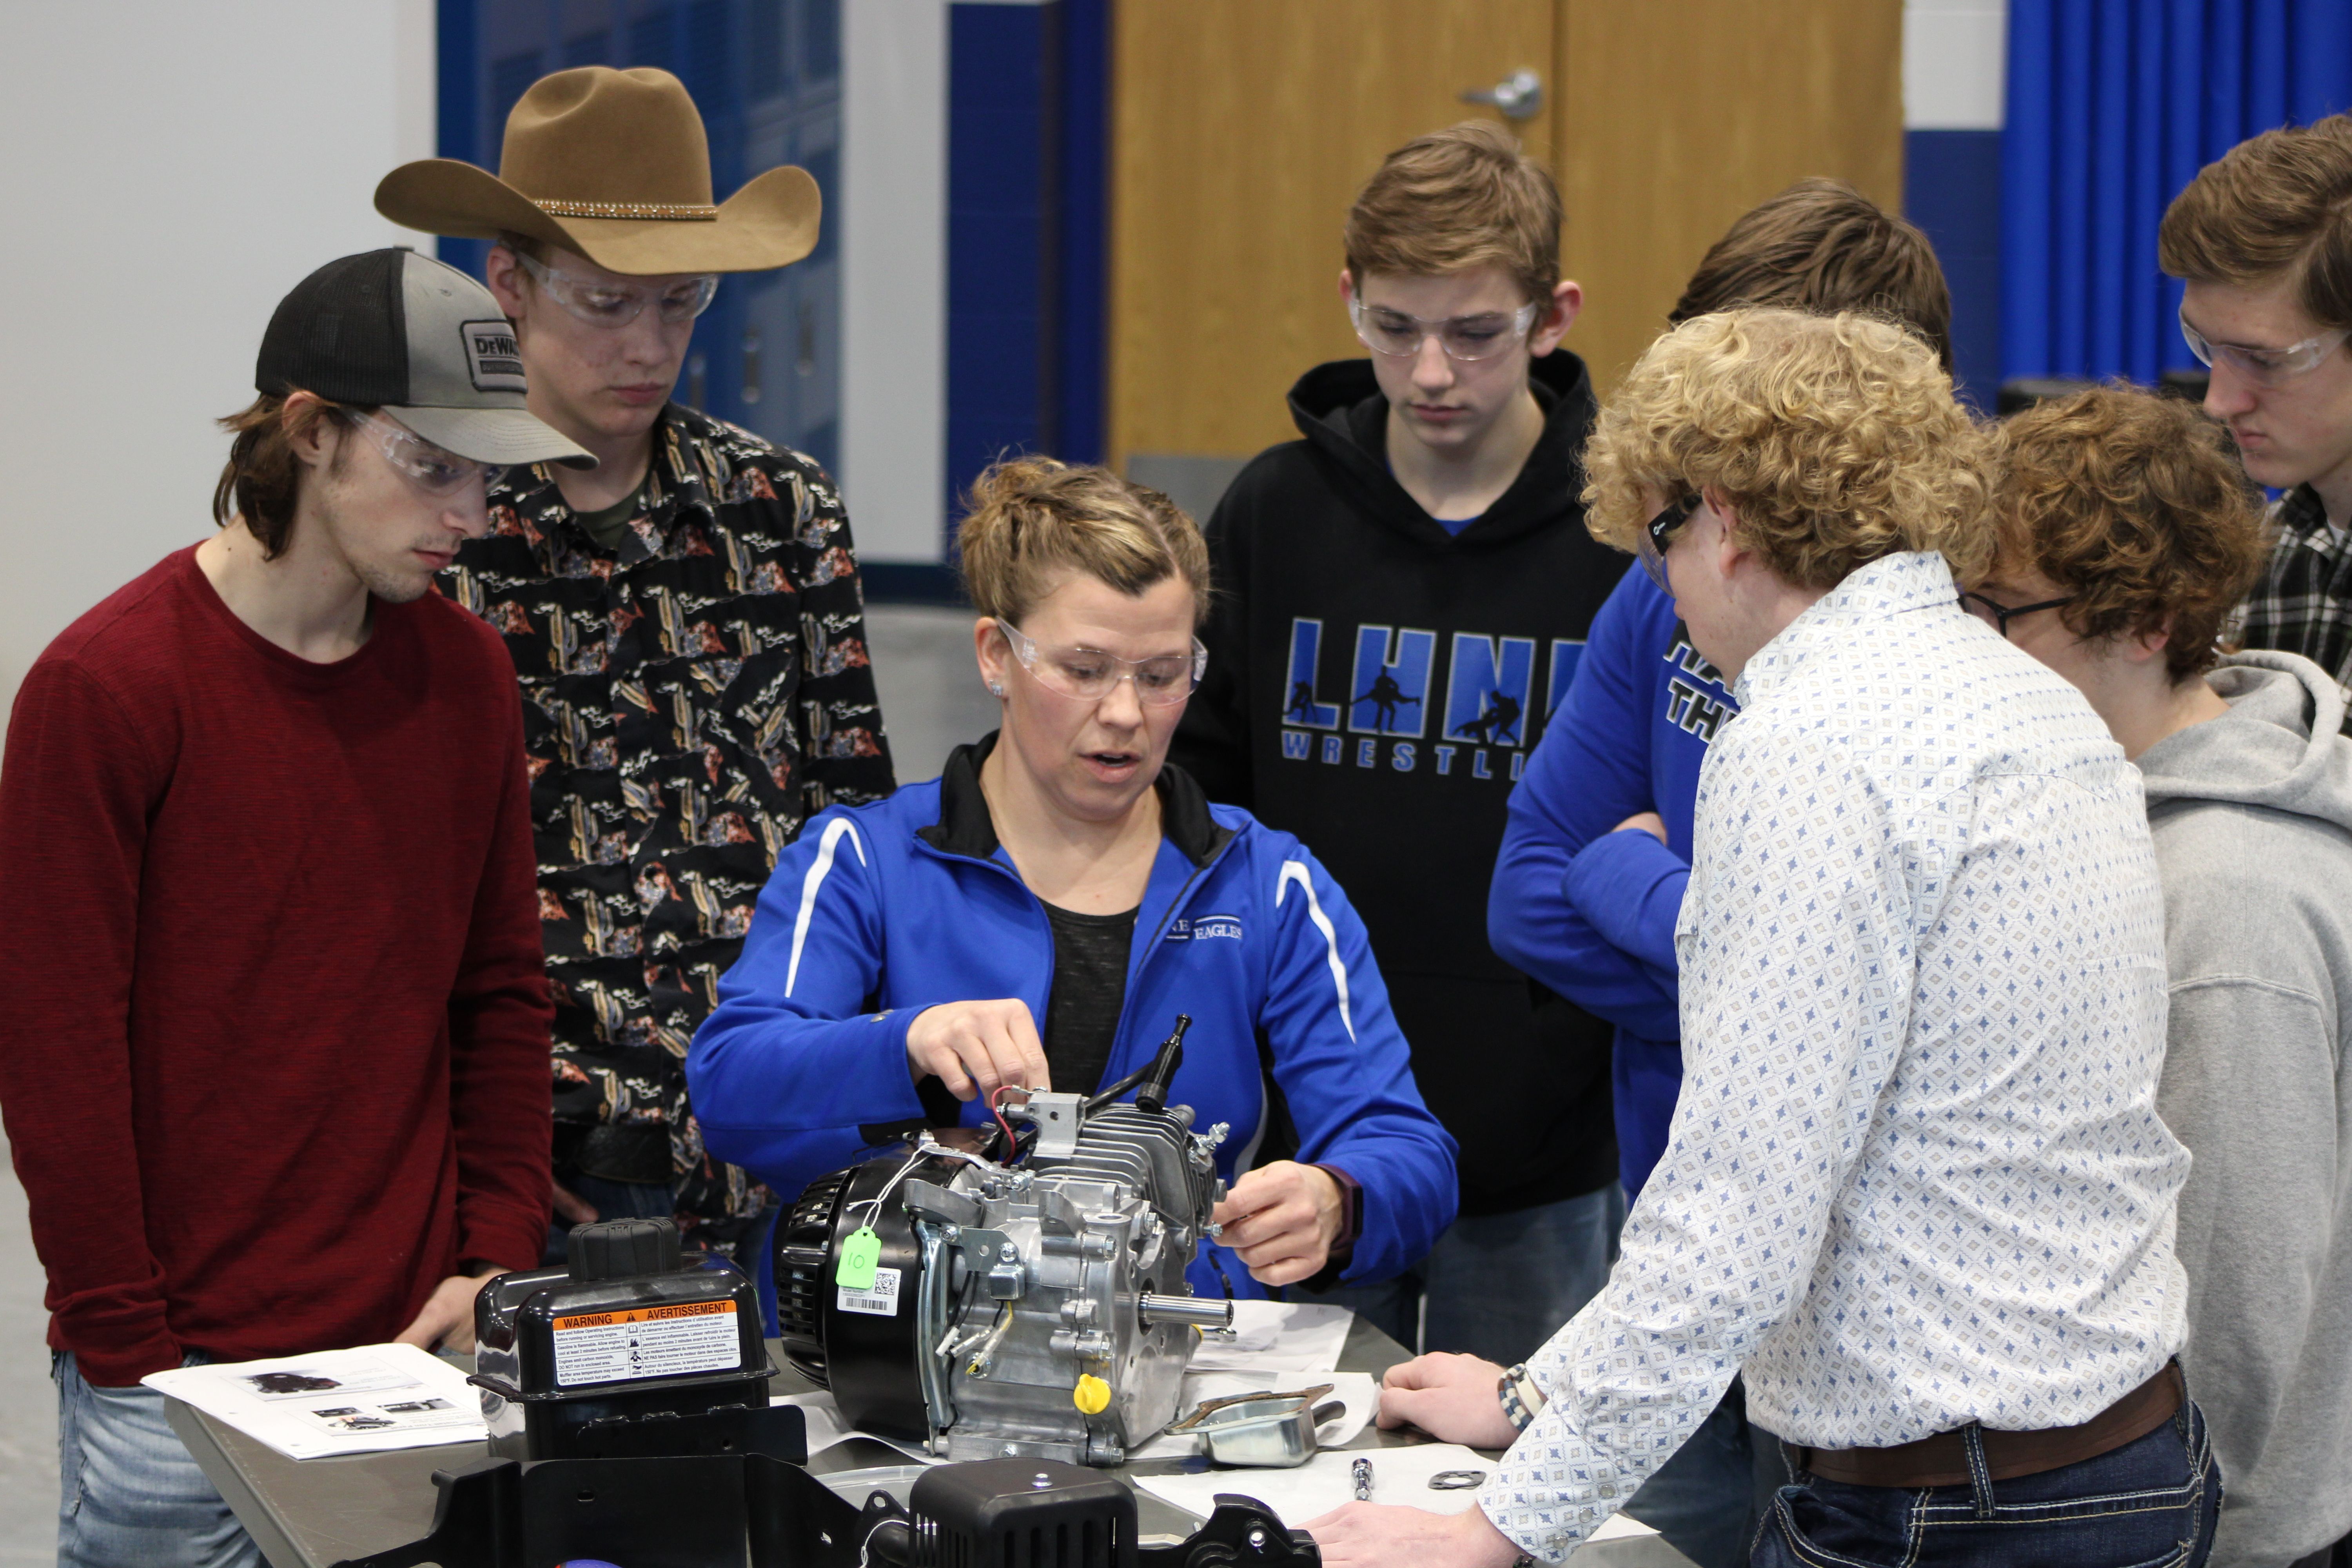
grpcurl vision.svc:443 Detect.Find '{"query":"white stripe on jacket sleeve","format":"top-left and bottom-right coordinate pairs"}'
top-left (786, 818), bottom-right (867, 997)
top-left (1275, 859), bottom-right (1356, 1041)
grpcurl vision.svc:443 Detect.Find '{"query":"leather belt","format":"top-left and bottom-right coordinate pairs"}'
top-left (1791, 1362), bottom-right (2184, 1489)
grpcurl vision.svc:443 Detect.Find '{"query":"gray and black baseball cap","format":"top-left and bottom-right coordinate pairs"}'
top-left (256, 247), bottom-right (595, 470)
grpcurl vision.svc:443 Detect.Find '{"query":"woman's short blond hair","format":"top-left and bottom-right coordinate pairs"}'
top-left (957, 458), bottom-right (1211, 629)
top-left (1583, 308), bottom-right (1995, 590)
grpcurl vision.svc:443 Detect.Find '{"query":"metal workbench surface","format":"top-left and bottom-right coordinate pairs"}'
top-left (167, 1316), bottom-right (1693, 1568)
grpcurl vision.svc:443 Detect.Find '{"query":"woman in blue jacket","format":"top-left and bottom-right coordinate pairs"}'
top-left (690, 459), bottom-right (1456, 1298)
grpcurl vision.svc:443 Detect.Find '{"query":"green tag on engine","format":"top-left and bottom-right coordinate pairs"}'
top-left (838, 1226), bottom-right (882, 1290)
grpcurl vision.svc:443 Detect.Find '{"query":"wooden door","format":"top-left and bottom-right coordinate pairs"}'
top-left (1109, 0), bottom-right (1557, 495)
top-left (1109, 0), bottom-right (1903, 507)
top-left (1554, 0), bottom-right (1906, 391)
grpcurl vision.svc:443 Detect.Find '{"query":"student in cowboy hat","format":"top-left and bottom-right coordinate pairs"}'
top-left (376, 66), bottom-right (895, 1268)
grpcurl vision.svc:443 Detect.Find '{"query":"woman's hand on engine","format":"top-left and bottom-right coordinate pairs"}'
top-left (1211, 1160), bottom-right (1343, 1287)
top-left (905, 999), bottom-right (1051, 1102)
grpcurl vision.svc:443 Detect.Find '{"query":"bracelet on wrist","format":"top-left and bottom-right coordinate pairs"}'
top-left (1496, 1361), bottom-right (1546, 1433)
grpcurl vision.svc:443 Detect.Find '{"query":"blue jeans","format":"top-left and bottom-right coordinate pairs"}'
top-left (55, 1351), bottom-right (263, 1568)
top-left (1622, 1376), bottom-right (1789, 1568)
top-left (1752, 1397), bottom-right (2222, 1568)
top-left (1321, 1184), bottom-right (1626, 1363)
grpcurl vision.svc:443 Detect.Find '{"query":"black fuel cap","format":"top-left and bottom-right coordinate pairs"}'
top-left (568, 1216), bottom-right (684, 1281)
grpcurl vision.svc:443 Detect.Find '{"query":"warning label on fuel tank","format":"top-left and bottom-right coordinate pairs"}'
top-left (550, 1299), bottom-right (741, 1387)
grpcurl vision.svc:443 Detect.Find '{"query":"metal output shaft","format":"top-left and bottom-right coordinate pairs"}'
top-left (1139, 1292), bottom-right (1234, 1328)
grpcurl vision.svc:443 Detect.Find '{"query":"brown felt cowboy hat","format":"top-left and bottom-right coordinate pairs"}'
top-left (374, 66), bottom-right (818, 276)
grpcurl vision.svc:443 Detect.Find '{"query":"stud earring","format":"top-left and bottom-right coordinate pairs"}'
top-left (989, 681), bottom-right (1005, 697)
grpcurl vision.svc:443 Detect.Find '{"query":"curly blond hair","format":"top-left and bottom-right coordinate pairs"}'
top-left (1985, 387), bottom-right (2267, 681)
top-left (957, 458), bottom-right (1210, 628)
top-left (1582, 309), bottom-right (1995, 590)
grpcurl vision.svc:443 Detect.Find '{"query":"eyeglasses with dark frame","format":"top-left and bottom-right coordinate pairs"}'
top-left (1956, 590), bottom-right (2074, 639)
top-left (1634, 492), bottom-right (1702, 592)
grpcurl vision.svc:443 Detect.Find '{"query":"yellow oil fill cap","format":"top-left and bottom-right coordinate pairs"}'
top-left (1073, 1374), bottom-right (1111, 1414)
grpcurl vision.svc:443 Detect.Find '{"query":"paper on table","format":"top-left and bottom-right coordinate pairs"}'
top-left (143, 1345), bottom-right (483, 1461)
top-left (1134, 1442), bottom-right (1656, 1542)
top-left (1128, 1370), bottom-right (1377, 1459)
top-left (772, 1390), bottom-right (937, 1463)
top-left (1186, 1301), bottom-right (1352, 1374)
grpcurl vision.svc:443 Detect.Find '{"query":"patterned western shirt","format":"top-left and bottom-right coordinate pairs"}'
top-left (441, 403), bottom-right (894, 1249)
top-left (1478, 552), bottom-right (2190, 1559)
top-left (2231, 483), bottom-right (2352, 730)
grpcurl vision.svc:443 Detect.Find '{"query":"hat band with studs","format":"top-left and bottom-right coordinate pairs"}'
top-left (533, 197), bottom-right (719, 221)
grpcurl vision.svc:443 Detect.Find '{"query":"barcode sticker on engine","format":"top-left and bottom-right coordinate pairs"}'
top-left (837, 1266), bottom-right (901, 1317)
top-left (550, 1300), bottom-right (741, 1387)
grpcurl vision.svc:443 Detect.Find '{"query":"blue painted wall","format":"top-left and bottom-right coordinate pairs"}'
top-left (434, 0), bottom-right (843, 474)
top-left (943, 0), bottom-right (1109, 539)
top-left (1905, 129), bottom-right (2004, 409)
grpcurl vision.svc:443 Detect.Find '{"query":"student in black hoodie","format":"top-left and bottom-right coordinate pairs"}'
top-left (1171, 122), bottom-right (1625, 1363)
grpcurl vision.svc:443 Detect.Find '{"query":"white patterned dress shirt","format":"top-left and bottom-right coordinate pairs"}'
top-left (1478, 551), bottom-right (2190, 1560)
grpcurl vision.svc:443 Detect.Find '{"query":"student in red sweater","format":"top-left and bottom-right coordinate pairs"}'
top-left (0, 249), bottom-right (588, 1567)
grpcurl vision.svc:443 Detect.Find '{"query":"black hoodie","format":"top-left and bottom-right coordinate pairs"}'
top-left (1171, 351), bottom-right (1627, 1216)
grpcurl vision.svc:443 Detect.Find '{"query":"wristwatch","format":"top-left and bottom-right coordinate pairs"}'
top-left (1497, 1362), bottom-right (1546, 1433)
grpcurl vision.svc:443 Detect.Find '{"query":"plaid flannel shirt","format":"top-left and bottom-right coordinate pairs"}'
top-left (2232, 484), bottom-right (2352, 733)
top-left (442, 403), bottom-right (895, 1250)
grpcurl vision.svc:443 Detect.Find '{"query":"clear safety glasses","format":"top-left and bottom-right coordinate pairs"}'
top-left (1349, 297), bottom-right (1541, 362)
top-left (517, 250), bottom-right (720, 329)
top-left (1635, 492), bottom-right (1702, 592)
top-left (2179, 309), bottom-right (2349, 387)
top-left (357, 412), bottom-right (505, 498)
top-left (996, 621), bottom-right (1207, 707)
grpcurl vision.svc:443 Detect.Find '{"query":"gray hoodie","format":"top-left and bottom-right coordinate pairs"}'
top-left (2136, 650), bottom-right (2352, 1567)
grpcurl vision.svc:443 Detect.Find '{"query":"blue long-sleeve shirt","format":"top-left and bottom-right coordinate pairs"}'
top-left (1488, 565), bottom-right (1736, 1195)
top-left (690, 746), bottom-right (1458, 1296)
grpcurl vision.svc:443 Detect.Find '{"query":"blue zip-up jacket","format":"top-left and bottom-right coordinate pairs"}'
top-left (1488, 565), bottom-right (1736, 1197)
top-left (689, 740), bottom-right (1458, 1298)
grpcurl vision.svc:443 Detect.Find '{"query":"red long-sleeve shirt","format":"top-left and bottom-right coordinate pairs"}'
top-left (0, 547), bottom-right (553, 1385)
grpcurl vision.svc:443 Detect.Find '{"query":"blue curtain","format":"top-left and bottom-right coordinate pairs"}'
top-left (2002, 0), bottom-right (2352, 386)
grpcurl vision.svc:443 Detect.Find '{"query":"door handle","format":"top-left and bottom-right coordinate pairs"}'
top-left (1461, 69), bottom-right (1543, 121)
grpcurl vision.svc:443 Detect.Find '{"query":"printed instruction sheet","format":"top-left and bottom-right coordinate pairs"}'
top-left (144, 1343), bottom-right (485, 1460)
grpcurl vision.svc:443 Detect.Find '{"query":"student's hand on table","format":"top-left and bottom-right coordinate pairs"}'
top-left (906, 999), bottom-right (1051, 1102)
top-left (1376, 1352), bottom-right (1521, 1447)
top-left (1212, 1161), bottom-right (1343, 1286)
top-left (394, 1265), bottom-right (508, 1355)
top-left (1302, 1501), bottom-right (1524, 1568)
top-left (1612, 810), bottom-right (1668, 844)
top-left (550, 1181), bottom-right (599, 1226)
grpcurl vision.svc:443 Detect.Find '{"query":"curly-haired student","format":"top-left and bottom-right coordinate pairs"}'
top-left (1308, 311), bottom-right (2216, 1568)
top-left (1973, 384), bottom-right (2350, 1568)
top-left (1486, 180), bottom-right (1957, 1566)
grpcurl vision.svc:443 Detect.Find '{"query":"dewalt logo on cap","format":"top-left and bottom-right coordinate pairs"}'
top-left (462, 320), bottom-right (527, 392)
